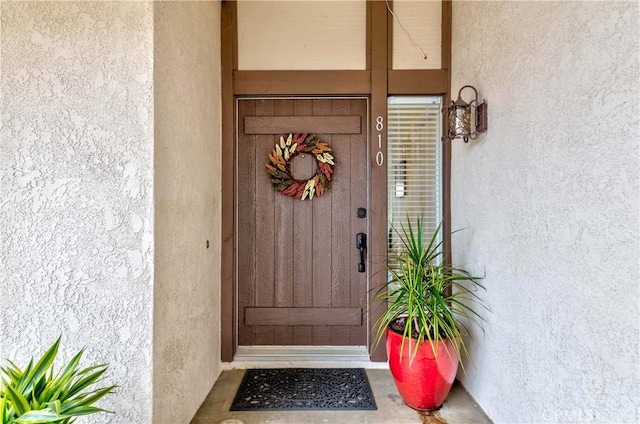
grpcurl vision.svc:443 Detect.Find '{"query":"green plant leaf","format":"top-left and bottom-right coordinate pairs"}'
top-left (65, 366), bottom-right (106, 400)
top-left (46, 401), bottom-right (60, 417)
top-left (3, 361), bottom-right (24, 385)
top-left (54, 351), bottom-right (82, 386)
top-left (57, 406), bottom-right (105, 417)
top-left (41, 351), bottom-right (84, 402)
top-left (20, 338), bottom-right (60, 396)
top-left (5, 386), bottom-right (30, 416)
top-left (60, 386), bottom-right (115, 415)
top-left (0, 394), bottom-right (8, 424)
top-left (1, 338), bottom-right (114, 424)
top-left (14, 409), bottom-right (65, 423)
top-left (15, 361), bottom-right (32, 395)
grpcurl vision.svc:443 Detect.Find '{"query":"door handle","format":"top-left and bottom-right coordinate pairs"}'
top-left (356, 233), bottom-right (367, 273)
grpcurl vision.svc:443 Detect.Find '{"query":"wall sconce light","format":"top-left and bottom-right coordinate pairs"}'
top-left (443, 85), bottom-right (487, 143)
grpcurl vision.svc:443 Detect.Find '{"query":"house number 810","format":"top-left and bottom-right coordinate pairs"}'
top-left (375, 116), bottom-right (384, 166)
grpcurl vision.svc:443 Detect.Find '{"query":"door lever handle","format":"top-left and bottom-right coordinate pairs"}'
top-left (356, 233), bottom-right (367, 273)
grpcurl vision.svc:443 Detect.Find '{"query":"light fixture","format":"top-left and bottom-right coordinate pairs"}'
top-left (443, 85), bottom-right (487, 143)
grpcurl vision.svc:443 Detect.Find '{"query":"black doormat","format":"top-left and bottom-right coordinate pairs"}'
top-left (230, 368), bottom-right (377, 411)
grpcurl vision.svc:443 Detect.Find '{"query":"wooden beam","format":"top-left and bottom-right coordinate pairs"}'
top-left (442, 1), bottom-right (453, 269)
top-left (366, 0), bottom-right (372, 71)
top-left (220, 0), bottom-right (237, 363)
top-left (368, 0), bottom-right (388, 363)
top-left (442, 0), bottom-right (452, 72)
top-left (233, 71), bottom-right (371, 95)
top-left (388, 70), bottom-right (449, 95)
top-left (387, 0), bottom-right (393, 70)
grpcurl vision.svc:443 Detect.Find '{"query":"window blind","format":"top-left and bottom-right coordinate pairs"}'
top-left (387, 97), bottom-right (443, 266)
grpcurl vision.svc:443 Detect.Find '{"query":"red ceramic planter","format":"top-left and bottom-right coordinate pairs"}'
top-left (386, 327), bottom-right (459, 411)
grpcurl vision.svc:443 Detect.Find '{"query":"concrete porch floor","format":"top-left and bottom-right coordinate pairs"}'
top-left (190, 369), bottom-right (492, 424)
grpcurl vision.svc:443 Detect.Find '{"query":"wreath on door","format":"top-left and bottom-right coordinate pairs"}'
top-left (265, 133), bottom-right (334, 200)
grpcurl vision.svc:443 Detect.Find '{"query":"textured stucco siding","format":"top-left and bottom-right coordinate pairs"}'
top-left (0, 2), bottom-right (154, 424)
top-left (152, 2), bottom-right (222, 423)
top-left (451, 1), bottom-right (639, 422)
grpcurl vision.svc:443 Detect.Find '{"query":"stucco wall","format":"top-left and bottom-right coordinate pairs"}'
top-left (152, 2), bottom-right (222, 423)
top-left (0, 2), bottom-right (154, 423)
top-left (451, 1), bottom-right (639, 422)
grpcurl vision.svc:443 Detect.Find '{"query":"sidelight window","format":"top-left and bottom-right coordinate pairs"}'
top-left (387, 96), bottom-right (443, 265)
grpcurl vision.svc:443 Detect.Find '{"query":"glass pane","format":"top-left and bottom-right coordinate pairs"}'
top-left (391, 0), bottom-right (442, 70)
top-left (387, 96), bottom-right (443, 265)
top-left (237, 1), bottom-right (366, 70)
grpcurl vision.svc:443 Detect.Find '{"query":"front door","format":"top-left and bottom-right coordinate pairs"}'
top-left (237, 98), bottom-right (368, 346)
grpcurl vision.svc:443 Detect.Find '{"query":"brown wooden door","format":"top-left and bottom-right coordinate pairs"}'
top-left (237, 98), bottom-right (368, 346)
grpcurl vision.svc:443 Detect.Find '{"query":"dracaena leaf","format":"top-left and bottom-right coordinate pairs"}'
top-left (20, 338), bottom-right (60, 395)
top-left (47, 401), bottom-right (61, 416)
top-left (58, 406), bottom-right (105, 417)
top-left (14, 409), bottom-right (65, 423)
top-left (1, 338), bottom-right (114, 423)
top-left (5, 385), bottom-right (30, 416)
top-left (60, 386), bottom-right (115, 415)
top-left (1, 395), bottom-right (8, 424)
top-left (66, 368), bottom-right (107, 399)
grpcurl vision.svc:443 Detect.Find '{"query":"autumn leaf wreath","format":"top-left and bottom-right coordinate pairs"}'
top-left (265, 133), bottom-right (334, 200)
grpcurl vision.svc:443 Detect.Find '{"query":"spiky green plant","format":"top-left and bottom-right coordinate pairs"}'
top-left (374, 217), bottom-right (487, 366)
top-left (0, 337), bottom-right (115, 424)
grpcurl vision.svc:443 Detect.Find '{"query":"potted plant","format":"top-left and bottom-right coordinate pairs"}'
top-left (374, 217), bottom-right (486, 411)
top-left (0, 337), bottom-right (115, 423)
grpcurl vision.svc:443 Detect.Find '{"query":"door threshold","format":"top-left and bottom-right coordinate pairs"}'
top-left (225, 345), bottom-right (388, 370)
top-left (234, 345), bottom-right (370, 361)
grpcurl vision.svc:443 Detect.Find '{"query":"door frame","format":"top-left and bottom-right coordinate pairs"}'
top-left (220, 0), bottom-right (452, 362)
